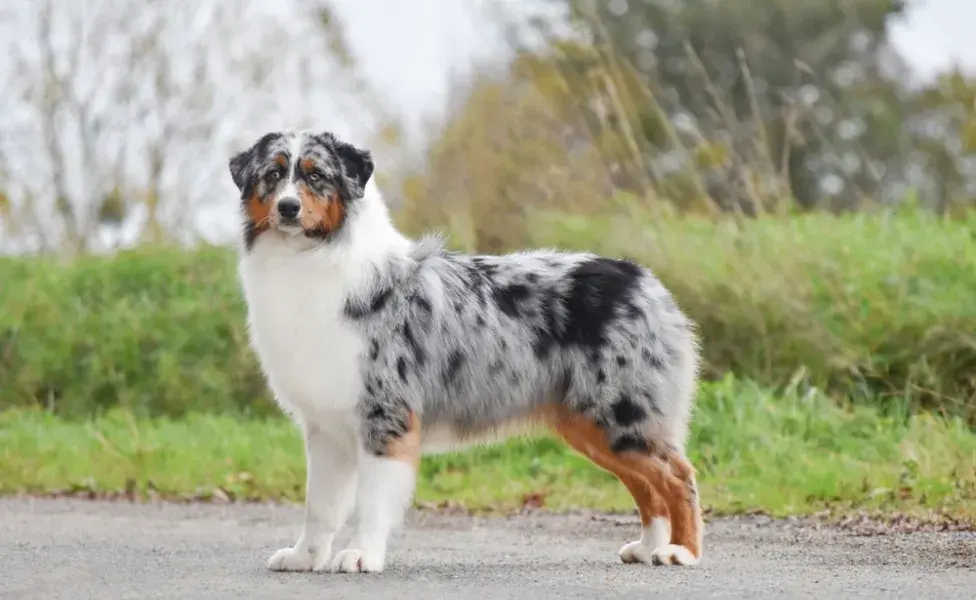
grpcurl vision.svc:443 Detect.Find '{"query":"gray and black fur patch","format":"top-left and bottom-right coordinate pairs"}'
top-left (345, 239), bottom-right (699, 458)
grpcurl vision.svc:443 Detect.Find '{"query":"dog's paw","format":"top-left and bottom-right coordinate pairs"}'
top-left (649, 544), bottom-right (700, 566)
top-left (618, 540), bottom-right (654, 565)
top-left (619, 519), bottom-right (673, 565)
top-left (331, 548), bottom-right (385, 573)
top-left (267, 546), bottom-right (329, 572)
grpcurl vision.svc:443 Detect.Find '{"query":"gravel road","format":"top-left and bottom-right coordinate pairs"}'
top-left (1, 498), bottom-right (973, 599)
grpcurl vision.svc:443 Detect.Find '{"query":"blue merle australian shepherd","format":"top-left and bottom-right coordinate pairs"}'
top-left (228, 130), bottom-right (704, 574)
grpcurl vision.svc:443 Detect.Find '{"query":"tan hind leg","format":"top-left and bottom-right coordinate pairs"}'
top-left (544, 406), bottom-right (703, 566)
top-left (613, 472), bottom-right (673, 564)
top-left (651, 452), bottom-right (704, 564)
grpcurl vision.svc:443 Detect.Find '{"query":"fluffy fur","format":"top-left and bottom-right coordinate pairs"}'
top-left (229, 129), bottom-right (705, 574)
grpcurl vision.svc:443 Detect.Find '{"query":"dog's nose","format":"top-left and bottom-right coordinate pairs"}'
top-left (277, 197), bottom-right (301, 220)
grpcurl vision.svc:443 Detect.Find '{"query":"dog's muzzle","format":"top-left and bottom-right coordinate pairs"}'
top-left (277, 197), bottom-right (301, 222)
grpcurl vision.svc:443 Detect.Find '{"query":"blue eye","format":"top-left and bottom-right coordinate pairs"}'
top-left (309, 173), bottom-right (321, 182)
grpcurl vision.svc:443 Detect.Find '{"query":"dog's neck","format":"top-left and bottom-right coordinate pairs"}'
top-left (240, 189), bottom-right (414, 285)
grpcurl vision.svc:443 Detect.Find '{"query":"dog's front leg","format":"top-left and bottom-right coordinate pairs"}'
top-left (332, 410), bottom-right (421, 573)
top-left (268, 419), bottom-right (358, 572)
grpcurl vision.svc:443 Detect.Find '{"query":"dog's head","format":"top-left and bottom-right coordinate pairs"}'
top-left (228, 130), bottom-right (374, 249)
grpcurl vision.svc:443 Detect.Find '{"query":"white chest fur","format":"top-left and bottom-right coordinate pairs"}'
top-left (238, 248), bottom-right (366, 420)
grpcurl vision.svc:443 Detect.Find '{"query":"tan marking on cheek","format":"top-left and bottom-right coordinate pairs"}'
top-left (324, 191), bottom-right (345, 229)
top-left (298, 186), bottom-right (324, 228)
top-left (386, 412), bottom-right (421, 468)
top-left (298, 187), bottom-right (345, 233)
top-left (245, 193), bottom-right (272, 232)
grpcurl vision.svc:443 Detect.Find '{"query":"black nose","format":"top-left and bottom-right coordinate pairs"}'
top-left (277, 197), bottom-right (301, 220)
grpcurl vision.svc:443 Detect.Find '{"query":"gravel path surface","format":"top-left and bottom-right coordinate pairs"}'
top-left (1, 498), bottom-right (973, 599)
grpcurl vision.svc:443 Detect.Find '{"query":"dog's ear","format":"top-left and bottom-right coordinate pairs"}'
top-left (334, 141), bottom-right (374, 200)
top-left (230, 132), bottom-right (283, 199)
top-left (228, 146), bottom-right (255, 198)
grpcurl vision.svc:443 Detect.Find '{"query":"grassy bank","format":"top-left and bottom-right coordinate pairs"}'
top-left (3, 376), bottom-right (973, 522)
top-left (2, 209), bottom-right (974, 422)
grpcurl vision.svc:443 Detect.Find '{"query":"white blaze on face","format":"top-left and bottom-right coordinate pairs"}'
top-left (273, 132), bottom-right (308, 220)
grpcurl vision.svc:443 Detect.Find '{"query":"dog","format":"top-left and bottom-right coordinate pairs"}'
top-left (228, 129), bottom-right (704, 574)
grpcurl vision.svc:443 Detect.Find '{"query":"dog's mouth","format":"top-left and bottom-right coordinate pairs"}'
top-left (273, 219), bottom-right (303, 235)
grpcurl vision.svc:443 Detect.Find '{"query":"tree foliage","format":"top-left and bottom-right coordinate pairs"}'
top-left (393, 0), bottom-right (976, 248)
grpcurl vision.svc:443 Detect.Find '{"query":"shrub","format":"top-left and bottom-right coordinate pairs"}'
top-left (2, 208), bottom-right (974, 422)
top-left (0, 245), bottom-right (275, 418)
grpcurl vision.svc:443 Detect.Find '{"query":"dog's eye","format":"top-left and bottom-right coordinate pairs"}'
top-left (266, 171), bottom-right (281, 183)
top-left (309, 173), bottom-right (321, 182)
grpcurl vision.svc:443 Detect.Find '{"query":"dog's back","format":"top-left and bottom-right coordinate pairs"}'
top-left (345, 239), bottom-right (698, 460)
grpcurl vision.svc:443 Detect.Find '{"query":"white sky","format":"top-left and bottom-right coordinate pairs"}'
top-left (888, 0), bottom-right (976, 77)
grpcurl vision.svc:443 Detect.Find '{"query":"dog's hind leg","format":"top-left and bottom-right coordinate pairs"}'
top-left (332, 406), bottom-right (421, 573)
top-left (642, 451), bottom-right (703, 566)
top-left (547, 406), bottom-right (703, 567)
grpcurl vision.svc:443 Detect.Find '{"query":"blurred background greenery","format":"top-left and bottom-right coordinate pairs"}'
top-left (0, 0), bottom-right (973, 516)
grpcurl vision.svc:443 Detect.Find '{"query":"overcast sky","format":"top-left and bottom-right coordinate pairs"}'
top-left (331, 0), bottom-right (976, 134)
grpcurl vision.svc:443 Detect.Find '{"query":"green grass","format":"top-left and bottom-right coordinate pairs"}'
top-left (2, 209), bottom-right (975, 422)
top-left (2, 208), bottom-right (974, 521)
top-left (3, 376), bottom-right (973, 522)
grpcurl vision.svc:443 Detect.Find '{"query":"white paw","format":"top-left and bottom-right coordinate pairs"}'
top-left (618, 540), bottom-right (655, 564)
top-left (649, 544), bottom-right (700, 566)
top-left (267, 546), bottom-right (329, 572)
top-left (619, 518), bottom-right (671, 565)
top-left (331, 548), bottom-right (385, 573)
